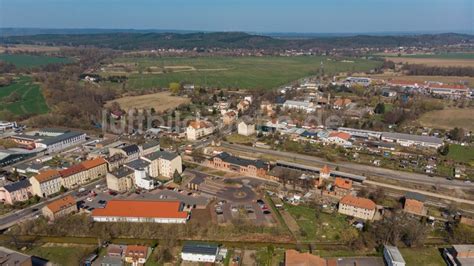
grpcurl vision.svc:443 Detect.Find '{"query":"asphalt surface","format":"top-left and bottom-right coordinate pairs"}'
top-left (222, 142), bottom-right (474, 189)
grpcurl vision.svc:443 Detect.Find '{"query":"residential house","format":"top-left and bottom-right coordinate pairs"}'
top-left (109, 144), bottom-right (142, 163)
top-left (0, 179), bottom-right (32, 205)
top-left (124, 245), bottom-right (150, 266)
top-left (141, 140), bottom-right (160, 156)
top-left (186, 120), bottom-right (214, 141)
top-left (333, 177), bottom-right (352, 197)
top-left (80, 157), bottom-right (108, 183)
top-left (105, 154), bottom-right (126, 171)
top-left (42, 195), bottom-right (77, 221)
top-left (338, 195), bottom-right (376, 220)
top-left (333, 98), bottom-right (352, 110)
top-left (92, 200), bottom-right (189, 223)
top-left (125, 159), bottom-right (155, 190)
top-left (223, 110), bottom-right (238, 125)
top-left (59, 163), bottom-right (87, 189)
top-left (326, 132), bottom-right (352, 147)
top-left (237, 121), bottom-right (256, 136)
top-left (237, 100), bottom-right (250, 112)
top-left (106, 167), bottom-right (134, 193)
top-left (260, 101), bottom-right (275, 116)
top-left (181, 242), bottom-right (220, 263)
top-left (285, 249), bottom-right (333, 266)
top-left (403, 192), bottom-right (426, 216)
top-left (142, 150), bottom-right (182, 179)
top-left (0, 246), bottom-right (33, 266)
top-left (29, 169), bottom-right (62, 197)
top-left (383, 245), bottom-right (406, 266)
top-left (206, 152), bottom-right (270, 178)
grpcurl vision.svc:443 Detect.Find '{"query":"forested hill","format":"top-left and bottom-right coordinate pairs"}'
top-left (1, 31), bottom-right (472, 50)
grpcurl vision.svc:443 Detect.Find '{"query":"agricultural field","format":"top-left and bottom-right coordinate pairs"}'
top-left (105, 91), bottom-right (190, 112)
top-left (0, 45), bottom-right (62, 53)
top-left (0, 53), bottom-right (72, 68)
top-left (0, 76), bottom-right (49, 115)
top-left (100, 56), bottom-right (381, 90)
top-left (364, 74), bottom-right (474, 86)
top-left (417, 108), bottom-right (474, 131)
top-left (385, 56), bottom-right (474, 67)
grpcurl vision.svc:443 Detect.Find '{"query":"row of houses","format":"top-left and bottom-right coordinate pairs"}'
top-left (388, 80), bottom-right (471, 97)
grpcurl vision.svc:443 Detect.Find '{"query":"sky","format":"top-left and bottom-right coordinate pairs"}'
top-left (0, 0), bottom-right (472, 34)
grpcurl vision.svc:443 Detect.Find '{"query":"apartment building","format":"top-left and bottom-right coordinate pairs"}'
top-left (106, 167), bottom-right (134, 193)
top-left (186, 120), bottom-right (214, 141)
top-left (42, 195), bottom-right (77, 221)
top-left (142, 150), bottom-right (182, 179)
top-left (0, 179), bottom-right (32, 205)
top-left (206, 152), bottom-right (270, 178)
top-left (29, 169), bottom-right (62, 198)
top-left (237, 121), bottom-right (256, 136)
top-left (338, 195), bottom-right (376, 220)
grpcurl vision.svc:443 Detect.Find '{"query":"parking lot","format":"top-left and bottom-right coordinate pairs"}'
top-left (214, 198), bottom-right (275, 226)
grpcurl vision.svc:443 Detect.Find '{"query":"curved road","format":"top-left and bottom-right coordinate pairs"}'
top-left (222, 142), bottom-right (474, 189)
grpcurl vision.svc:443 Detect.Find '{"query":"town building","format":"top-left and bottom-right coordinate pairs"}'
top-left (109, 144), bottom-right (142, 163)
top-left (9, 129), bottom-right (86, 153)
top-left (91, 200), bottom-right (189, 223)
top-left (326, 132), bottom-right (352, 147)
top-left (59, 163), bottom-right (87, 189)
top-left (333, 177), bottom-right (353, 197)
top-left (338, 195), bottom-right (376, 220)
top-left (0, 246), bottom-right (33, 266)
top-left (429, 83), bottom-right (470, 97)
top-left (141, 140), bottom-right (160, 156)
top-left (206, 152), bottom-right (270, 178)
top-left (0, 179), bottom-right (32, 205)
top-left (381, 132), bottom-right (443, 149)
top-left (383, 245), bottom-right (406, 266)
top-left (106, 167), bottom-right (134, 193)
top-left (80, 157), bottom-right (108, 183)
top-left (403, 192), bottom-right (426, 216)
top-left (237, 100), bottom-right (250, 112)
top-left (345, 77), bottom-right (371, 87)
top-left (181, 242), bottom-right (220, 263)
top-left (237, 121), bottom-right (256, 136)
top-left (283, 100), bottom-right (316, 113)
top-left (333, 98), bottom-right (352, 110)
top-left (142, 150), bottom-right (182, 179)
top-left (186, 120), bottom-right (214, 141)
top-left (284, 249), bottom-right (333, 266)
top-left (29, 169), bottom-right (62, 198)
top-left (124, 245), bottom-right (150, 266)
top-left (125, 159), bottom-right (155, 190)
top-left (443, 245), bottom-right (474, 266)
top-left (223, 110), bottom-right (238, 125)
top-left (42, 195), bottom-right (77, 221)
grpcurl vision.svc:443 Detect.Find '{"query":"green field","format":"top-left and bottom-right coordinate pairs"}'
top-left (447, 144), bottom-right (474, 165)
top-left (0, 76), bottom-right (49, 115)
top-left (106, 56), bottom-right (381, 90)
top-left (400, 247), bottom-right (446, 266)
top-left (0, 54), bottom-right (72, 68)
top-left (25, 245), bottom-right (95, 265)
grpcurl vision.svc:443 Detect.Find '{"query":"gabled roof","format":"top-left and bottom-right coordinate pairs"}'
top-left (285, 249), bottom-right (329, 266)
top-left (334, 177), bottom-right (352, 190)
top-left (142, 140), bottom-right (160, 150)
top-left (144, 150), bottom-right (179, 161)
top-left (125, 158), bottom-right (150, 170)
top-left (188, 120), bottom-right (213, 129)
top-left (45, 195), bottom-right (76, 214)
top-left (215, 152), bottom-right (268, 169)
top-left (32, 169), bottom-right (61, 183)
top-left (182, 242), bottom-right (219, 256)
top-left (2, 179), bottom-right (31, 193)
top-left (121, 144), bottom-right (140, 155)
top-left (329, 132), bottom-right (351, 140)
top-left (91, 200), bottom-right (188, 219)
top-left (59, 164), bottom-right (86, 178)
top-left (81, 157), bottom-right (107, 170)
top-left (340, 195), bottom-right (376, 210)
top-left (125, 245), bottom-right (148, 258)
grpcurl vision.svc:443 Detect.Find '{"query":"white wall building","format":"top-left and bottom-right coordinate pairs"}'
top-left (383, 245), bottom-right (406, 266)
top-left (283, 100), bottom-right (316, 113)
top-left (186, 120), bottom-right (214, 141)
top-left (237, 121), bottom-right (256, 136)
top-left (181, 243), bottom-right (219, 263)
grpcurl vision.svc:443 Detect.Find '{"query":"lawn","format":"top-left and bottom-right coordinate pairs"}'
top-left (0, 76), bottom-right (49, 115)
top-left (103, 56), bottom-right (381, 90)
top-left (284, 204), bottom-right (357, 242)
top-left (25, 245), bottom-right (95, 265)
top-left (0, 53), bottom-right (72, 68)
top-left (225, 133), bottom-right (254, 144)
top-left (447, 144), bottom-right (474, 165)
top-left (399, 247), bottom-right (446, 266)
top-left (417, 108), bottom-right (474, 132)
top-left (105, 91), bottom-right (190, 112)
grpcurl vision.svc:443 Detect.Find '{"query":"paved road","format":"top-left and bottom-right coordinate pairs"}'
top-left (0, 178), bottom-right (105, 230)
top-left (222, 142), bottom-right (474, 189)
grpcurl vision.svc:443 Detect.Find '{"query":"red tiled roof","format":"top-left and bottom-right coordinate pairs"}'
top-left (59, 164), bottom-right (86, 178)
top-left (33, 169), bottom-right (61, 183)
top-left (189, 120), bottom-right (213, 129)
top-left (81, 157), bottom-right (106, 170)
top-left (334, 177), bottom-right (352, 190)
top-left (321, 165), bottom-right (330, 175)
top-left (340, 195), bottom-right (376, 210)
top-left (125, 245), bottom-right (148, 259)
top-left (329, 132), bottom-right (351, 140)
top-left (92, 200), bottom-right (188, 219)
top-left (45, 195), bottom-right (76, 214)
top-left (285, 250), bottom-right (328, 266)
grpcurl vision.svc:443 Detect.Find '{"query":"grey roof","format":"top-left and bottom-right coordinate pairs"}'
top-left (0, 247), bottom-right (31, 265)
top-left (39, 131), bottom-right (85, 146)
top-left (100, 255), bottom-right (123, 266)
top-left (110, 167), bottom-right (134, 178)
top-left (382, 132), bottom-right (443, 145)
top-left (182, 242), bottom-right (218, 256)
top-left (142, 140), bottom-right (160, 150)
top-left (406, 192), bottom-right (426, 202)
top-left (39, 128), bottom-right (69, 134)
top-left (384, 245), bottom-right (405, 264)
top-left (121, 144), bottom-right (140, 156)
top-left (453, 245), bottom-right (474, 254)
top-left (216, 152), bottom-right (268, 169)
top-left (125, 158), bottom-right (150, 170)
top-left (3, 179), bottom-right (31, 193)
top-left (145, 150), bottom-right (179, 161)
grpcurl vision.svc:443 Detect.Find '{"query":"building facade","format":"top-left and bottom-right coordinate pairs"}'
top-left (42, 195), bottom-right (77, 221)
top-left (237, 121), bottom-right (256, 136)
top-left (186, 120), bottom-right (214, 141)
top-left (338, 195), bottom-right (376, 220)
top-left (0, 179), bottom-right (32, 205)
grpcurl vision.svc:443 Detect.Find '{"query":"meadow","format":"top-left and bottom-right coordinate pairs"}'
top-left (0, 76), bottom-right (49, 115)
top-left (103, 56), bottom-right (381, 90)
top-left (0, 53), bottom-right (72, 68)
top-left (417, 108), bottom-right (474, 131)
top-left (105, 91), bottom-right (190, 112)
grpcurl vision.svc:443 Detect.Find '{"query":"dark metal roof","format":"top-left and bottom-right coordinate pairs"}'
top-left (110, 167), bottom-right (134, 178)
top-left (142, 140), bottom-right (160, 150)
top-left (145, 150), bottom-right (179, 161)
top-left (3, 179), bottom-right (31, 193)
top-left (216, 152), bottom-right (268, 169)
top-left (125, 158), bottom-right (150, 170)
top-left (39, 131), bottom-right (85, 146)
top-left (122, 144), bottom-right (140, 156)
top-left (182, 243), bottom-right (218, 256)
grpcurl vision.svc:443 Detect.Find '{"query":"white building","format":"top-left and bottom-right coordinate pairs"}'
top-left (237, 121), bottom-right (256, 136)
top-left (142, 151), bottom-right (182, 179)
top-left (186, 120), bottom-right (214, 141)
top-left (181, 243), bottom-right (219, 263)
top-left (345, 77), bottom-right (371, 87)
top-left (381, 132), bottom-right (443, 149)
top-left (133, 169), bottom-right (155, 190)
top-left (383, 245), bottom-right (406, 266)
top-left (283, 100), bottom-right (316, 113)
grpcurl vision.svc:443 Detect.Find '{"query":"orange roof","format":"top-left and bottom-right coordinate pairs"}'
top-left (334, 98), bottom-right (351, 106)
top-left (340, 195), bottom-right (376, 210)
top-left (59, 164), bottom-right (86, 178)
top-left (429, 83), bottom-right (468, 90)
top-left (33, 169), bottom-right (60, 183)
top-left (45, 195), bottom-right (76, 214)
top-left (189, 120), bottom-right (212, 129)
top-left (334, 177), bottom-right (352, 190)
top-left (125, 245), bottom-right (148, 259)
top-left (329, 132), bottom-right (351, 140)
top-left (81, 157), bottom-right (106, 170)
top-left (285, 249), bottom-right (328, 266)
top-left (92, 200), bottom-right (188, 219)
top-left (321, 165), bottom-right (330, 174)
